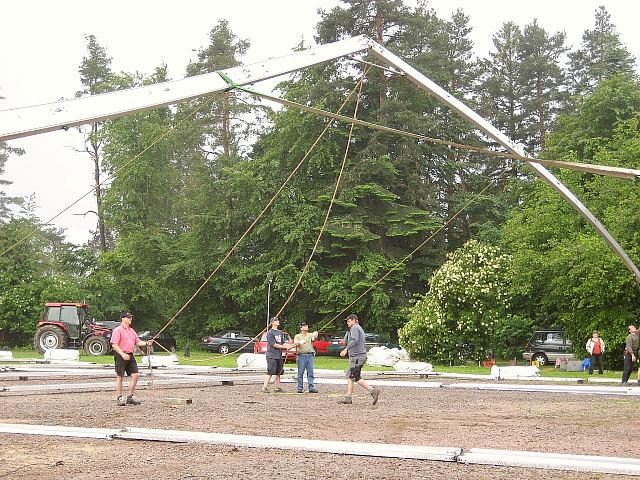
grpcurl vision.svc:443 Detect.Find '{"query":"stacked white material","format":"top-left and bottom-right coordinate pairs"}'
top-left (0, 350), bottom-right (12, 359)
top-left (140, 354), bottom-right (179, 367)
top-left (393, 360), bottom-right (433, 373)
top-left (366, 346), bottom-right (410, 367)
top-left (237, 353), bottom-right (267, 370)
top-left (44, 349), bottom-right (79, 362)
top-left (490, 365), bottom-right (539, 379)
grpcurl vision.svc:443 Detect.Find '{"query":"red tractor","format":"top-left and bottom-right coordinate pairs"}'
top-left (33, 302), bottom-right (113, 356)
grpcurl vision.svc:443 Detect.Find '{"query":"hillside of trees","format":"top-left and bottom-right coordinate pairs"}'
top-left (1, 2), bottom-right (638, 364)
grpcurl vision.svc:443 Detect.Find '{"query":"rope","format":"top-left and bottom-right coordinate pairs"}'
top-left (315, 170), bottom-right (508, 333)
top-left (274, 66), bottom-right (369, 319)
top-left (151, 68), bottom-right (371, 356)
top-left (233, 87), bottom-right (640, 181)
top-left (0, 93), bottom-right (220, 258)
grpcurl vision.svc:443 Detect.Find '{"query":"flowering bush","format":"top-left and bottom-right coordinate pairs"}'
top-left (399, 240), bottom-right (512, 364)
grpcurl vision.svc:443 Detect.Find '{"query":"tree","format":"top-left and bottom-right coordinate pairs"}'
top-left (568, 6), bottom-right (636, 95)
top-left (500, 76), bottom-right (640, 366)
top-left (398, 240), bottom-right (512, 363)
top-left (76, 35), bottom-right (115, 252)
top-left (517, 20), bottom-right (567, 153)
top-left (477, 22), bottom-right (524, 148)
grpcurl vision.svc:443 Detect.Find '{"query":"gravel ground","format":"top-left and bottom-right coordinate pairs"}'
top-left (0, 370), bottom-right (636, 479)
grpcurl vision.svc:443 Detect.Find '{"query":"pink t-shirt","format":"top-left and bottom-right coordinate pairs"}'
top-left (111, 325), bottom-right (140, 353)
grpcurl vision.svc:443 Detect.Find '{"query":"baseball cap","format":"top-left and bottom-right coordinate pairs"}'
top-left (120, 311), bottom-right (133, 319)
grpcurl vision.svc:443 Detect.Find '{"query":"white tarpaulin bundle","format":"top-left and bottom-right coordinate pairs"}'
top-left (44, 349), bottom-right (79, 362)
top-left (393, 360), bottom-right (433, 373)
top-left (237, 353), bottom-right (267, 370)
top-left (366, 346), bottom-right (410, 367)
top-left (490, 365), bottom-right (539, 379)
top-left (140, 354), bottom-right (179, 367)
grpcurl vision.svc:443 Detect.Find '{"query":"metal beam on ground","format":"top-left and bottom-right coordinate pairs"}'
top-left (458, 449), bottom-right (640, 476)
top-left (2, 423), bottom-right (640, 475)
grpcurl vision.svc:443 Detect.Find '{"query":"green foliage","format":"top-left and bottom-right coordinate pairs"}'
top-left (0, 218), bottom-right (87, 346)
top-left (500, 76), bottom-right (640, 365)
top-left (399, 240), bottom-right (512, 363)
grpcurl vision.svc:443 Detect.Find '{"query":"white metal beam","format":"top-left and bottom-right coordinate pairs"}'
top-left (3, 423), bottom-right (640, 475)
top-left (367, 42), bottom-right (640, 285)
top-left (0, 36), bottom-right (372, 142)
top-left (1, 35), bottom-right (637, 284)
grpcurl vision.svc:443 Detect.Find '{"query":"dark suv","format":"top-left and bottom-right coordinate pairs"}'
top-left (522, 330), bottom-right (575, 366)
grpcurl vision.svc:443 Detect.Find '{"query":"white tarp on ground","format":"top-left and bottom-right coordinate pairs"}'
top-left (0, 351), bottom-right (12, 359)
top-left (44, 349), bottom-right (79, 362)
top-left (140, 354), bottom-right (179, 367)
top-left (490, 365), bottom-right (539, 379)
top-left (393, 360), bottom-right (434, 373)
top-left (237, 353), bottom-right (267, 370)
top-left (367, 346), bottom-right (410, 367)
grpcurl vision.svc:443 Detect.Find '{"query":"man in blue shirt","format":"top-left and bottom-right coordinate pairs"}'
top-left (338, 314), bottom-right (381, 405)
top-left (261, 317), bottom-right (293, 393)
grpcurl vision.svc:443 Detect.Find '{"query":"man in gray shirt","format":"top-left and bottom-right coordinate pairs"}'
top-left (338, 313), bottom-right (380, 405)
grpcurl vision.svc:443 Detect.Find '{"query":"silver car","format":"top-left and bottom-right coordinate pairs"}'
top-left (522, 330), bottom-right (575, 366)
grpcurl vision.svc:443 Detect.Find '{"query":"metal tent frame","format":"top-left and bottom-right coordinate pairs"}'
top-left (1, 35), bottom-right (638, 283)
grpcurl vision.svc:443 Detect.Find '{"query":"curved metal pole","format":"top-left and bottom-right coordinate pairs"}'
top-left (367, 40), bottom-right (640, 286)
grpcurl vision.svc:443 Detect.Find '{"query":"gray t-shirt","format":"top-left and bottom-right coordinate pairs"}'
top-left (266, 328), bottom-right (286, 359)
top-left (346, 323), bottom-right (367, 357)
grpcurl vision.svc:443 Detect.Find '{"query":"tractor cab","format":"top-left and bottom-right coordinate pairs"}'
top-left (34, 302), bottom-right (113, 356)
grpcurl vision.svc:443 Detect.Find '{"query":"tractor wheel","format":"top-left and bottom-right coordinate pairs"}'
top-left (84, 336), bottom-right (109, 356)
top-left (34, 325), bottom-right (68, 354)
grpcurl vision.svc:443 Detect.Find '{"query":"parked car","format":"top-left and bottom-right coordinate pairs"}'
top-left (201, 330), bottom-right (256, 354)
top-left (138, 330), bottom-right (177, 353)
top-left (312, 332), bottom-right (334, 355)
top-left (522, 330), bottom-right (575, 366)
top-left (254, 332), bottom-right (296, 361)
top-left (326, 332), bottom-right (395, 355)
top-left (327, 332), bottom-right (348, 356)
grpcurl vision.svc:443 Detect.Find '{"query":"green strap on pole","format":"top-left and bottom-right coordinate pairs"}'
top-left (217, 71), bottom-right (257, 95)
top-left (217, 71), bottom-right (238, 91)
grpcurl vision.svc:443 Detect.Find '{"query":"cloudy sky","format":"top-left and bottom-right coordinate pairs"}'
top-left (1, 0), bottom-right (638, 244)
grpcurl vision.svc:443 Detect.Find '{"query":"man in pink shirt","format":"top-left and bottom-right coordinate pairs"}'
top-left (111, 311), bottom-right (151, 406)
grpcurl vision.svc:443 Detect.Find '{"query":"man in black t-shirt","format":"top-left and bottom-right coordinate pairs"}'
top-left (261, 317), bottom-right (293, 393)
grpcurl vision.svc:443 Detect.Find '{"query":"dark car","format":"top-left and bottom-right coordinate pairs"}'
top-left (254, 332), bottom-right (296, 361)
top-left (201, 330), bottom-right (256, 354)
top-left (138, 330), bottom-right (177, 353)
top-left (522, 330), bottom-right (575, 366)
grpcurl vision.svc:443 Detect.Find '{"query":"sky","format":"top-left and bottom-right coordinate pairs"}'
top-left (1, 0), bottom-right (639, 245)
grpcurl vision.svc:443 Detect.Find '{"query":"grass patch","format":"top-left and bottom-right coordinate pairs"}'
top-left (0, 349), bottom-right (623, 378)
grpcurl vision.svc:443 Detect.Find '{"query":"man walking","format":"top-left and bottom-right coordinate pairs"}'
top-left (293, 322), bottom-right (318, 393)
top-left (111, 311), bottom-right (151, 406)
top-left (338, 314), bottom-right (380, 405)
top-left (261, 317), bottom-right (293, 393)
top-left (585, 330), bottom-right (605, 375)
top-left (621, 325), bottom-right (638, 386)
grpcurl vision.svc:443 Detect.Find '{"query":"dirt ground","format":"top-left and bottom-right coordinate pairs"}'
top-left (0, 370), bottom-right (637, 479)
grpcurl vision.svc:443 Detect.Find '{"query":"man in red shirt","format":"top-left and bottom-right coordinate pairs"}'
top-left (111, 311), bottom-right (151, 406)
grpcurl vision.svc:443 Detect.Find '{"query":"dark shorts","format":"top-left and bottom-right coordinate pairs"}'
top-left (114, 353), bottom-right (138, 377)
top-left (347, 355), bottom-right (366, 382)
top-left (267, 357), bottom-right (284, 376)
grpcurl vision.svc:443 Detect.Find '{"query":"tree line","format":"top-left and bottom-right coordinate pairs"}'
top-left (0, 2), bottom-right (638, 365)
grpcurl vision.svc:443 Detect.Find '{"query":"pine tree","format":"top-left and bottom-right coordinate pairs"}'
top-left (568, 6), bottom-right (636, 95)
top-left (76, 35), bottom-right (114, 252)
